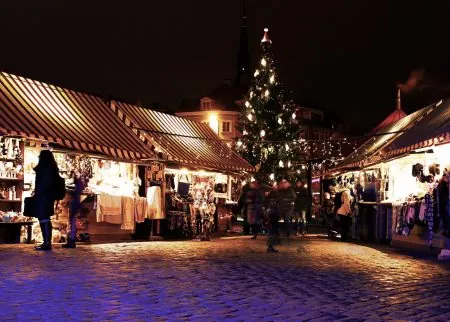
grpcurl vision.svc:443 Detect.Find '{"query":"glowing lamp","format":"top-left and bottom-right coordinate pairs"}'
top-left (208, 112), bottom-right (219, 134)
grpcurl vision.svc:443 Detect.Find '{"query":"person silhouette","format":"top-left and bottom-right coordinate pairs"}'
top-left (33, 150), bottom-right (60, 251)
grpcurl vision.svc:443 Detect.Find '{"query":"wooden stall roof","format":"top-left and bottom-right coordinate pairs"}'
top-left (332, 105), bottom-right (434, 171)
top-left (380, 98), bottom-right (450, 160)
top-left (0, 72), bottom-right (155, 161)
top-left (111, 101), bottom-right (254, 173)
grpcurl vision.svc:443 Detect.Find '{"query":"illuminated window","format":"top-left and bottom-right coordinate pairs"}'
top-left (222, 121), bottom-right (231, 133)
top-left (201, 101), bottom-right (211, 110)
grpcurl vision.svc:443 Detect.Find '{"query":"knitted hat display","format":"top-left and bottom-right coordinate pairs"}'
top-left (412, 163), bottom-right (423, 177)
top-left (429, 163), bottom-right (440, 176)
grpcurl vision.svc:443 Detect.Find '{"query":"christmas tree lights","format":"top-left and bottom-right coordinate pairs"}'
top-left (235, 28), bottom-right (302, 182)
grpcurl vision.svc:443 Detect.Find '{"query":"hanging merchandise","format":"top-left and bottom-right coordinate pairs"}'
top-left (177, 173), bottom-right (191, 196)
top-left (424, 193), bottom-right (434, 247)
top-left (412, 163), bottom-right (423, 177)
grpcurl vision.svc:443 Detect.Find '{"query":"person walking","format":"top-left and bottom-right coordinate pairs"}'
top-left (266, 182), bottom-right (280, 252)
top-left (33, 150), bottom-right (60, 251)
top-left (63, 170), bottom-right (88, 248)
top-left (237, 183), bottom-right (251, 235)
top-left (294, 180), bottom-right (310, 236)
top-left (278, 177), bottom-right (296, 237)
top-left (336, 184), bottom-right (353, 242)
top-left (246, 178), bottom-right (264, 239)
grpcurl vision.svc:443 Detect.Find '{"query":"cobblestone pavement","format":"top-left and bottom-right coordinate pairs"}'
top-left (1, 236), bottom-right (449, 322)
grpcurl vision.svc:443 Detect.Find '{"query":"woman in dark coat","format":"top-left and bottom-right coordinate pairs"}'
top-left (34, 150), bottom-right (59, 251)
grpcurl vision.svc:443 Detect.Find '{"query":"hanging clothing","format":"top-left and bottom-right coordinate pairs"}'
top-left (418, 201), bottom-right (426, 221)
top-left (121, 196), bottom-right (135, 230)
top-left (135, 197), bottom-right (148, 223)
top-left (96, 193), bottom-right (122, 224)
top-left (147, 186), bottom-right (163, 219)
top-left (424, 193), bottom-right (434, 245)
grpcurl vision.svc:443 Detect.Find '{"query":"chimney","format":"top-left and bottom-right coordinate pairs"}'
top-left (396, 87), bottom-right (401, 110)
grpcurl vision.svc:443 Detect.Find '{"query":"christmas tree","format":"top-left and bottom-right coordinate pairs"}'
top-left (236, 28), bottom-right (302, 183)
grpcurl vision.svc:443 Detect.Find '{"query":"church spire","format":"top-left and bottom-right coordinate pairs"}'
top-left (236, 0), bottom-right (251, 87)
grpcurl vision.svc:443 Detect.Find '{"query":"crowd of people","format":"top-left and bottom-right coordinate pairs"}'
top-left (237, 175), bottom-right (312, 253)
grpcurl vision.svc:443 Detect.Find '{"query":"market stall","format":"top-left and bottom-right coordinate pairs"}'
top-left (0, 72), bottom-right (160, 243)
top-left (327, 98), bottom-right (450, 252)
top-left (0, 72), bottom-right (253, 243)
top-left (372, 98), bottom-right (450, 251)
top-left (110, 101), bottom-right (254, 239)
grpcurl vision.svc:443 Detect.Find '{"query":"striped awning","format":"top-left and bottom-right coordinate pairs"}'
top-left (0, 72), bottom-right (155, 160)
top-left (381, 98), bottom-right (450, 159)
top-left (111, 101), bottom-right (254, 173)
top-left (332, 105), bottom-right (434, 171)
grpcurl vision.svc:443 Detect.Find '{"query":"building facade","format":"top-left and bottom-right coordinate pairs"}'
top-left (176, 82), bottom-right (245, 145)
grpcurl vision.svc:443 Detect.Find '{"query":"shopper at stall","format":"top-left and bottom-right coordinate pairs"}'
top-left (246, 178), bottom-right (264, 239)
top-left (63, 170), bottom-right (88, 248)
top-left (336, 183), bottom-right (353, 242)
top-left (34, 150), bottom-right (60, 251)
top-left (278, 177), bottom-right (296, 237)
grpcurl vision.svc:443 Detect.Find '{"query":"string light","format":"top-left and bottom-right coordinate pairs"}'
top-left (261, 58), bottom-right (267, 66)
top-left (245, 101), bottom-right (250, 107)
top-left (278, 117), bottom-right (282, 125)
top-left (260, 129), bottom-right (266, 137)
top-left (254, 70), bottom-right (259, 77)
top-left (247, 113), bottom-right (253, 121)
top-left (279, 160), bottom-right (284, 168)
top-left (264, 89), bottom-right (269, 97)
top-left (270, 75), bottom-right (275, 83)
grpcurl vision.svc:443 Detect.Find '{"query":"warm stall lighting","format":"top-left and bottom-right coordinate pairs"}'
top-left (208, 112), bottom-right (219, 134)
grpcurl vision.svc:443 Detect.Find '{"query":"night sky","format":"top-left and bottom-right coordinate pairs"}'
top-left (1, 0), bottom-right (450, 133)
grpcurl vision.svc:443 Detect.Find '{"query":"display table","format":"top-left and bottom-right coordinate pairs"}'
top-left (0, 222), bottom-right (33, 244)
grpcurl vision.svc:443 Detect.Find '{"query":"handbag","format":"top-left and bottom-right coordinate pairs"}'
top-left (177, 174), bottom-right (190, 196)
top-left (23, 196), bottom-right (36, 217)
